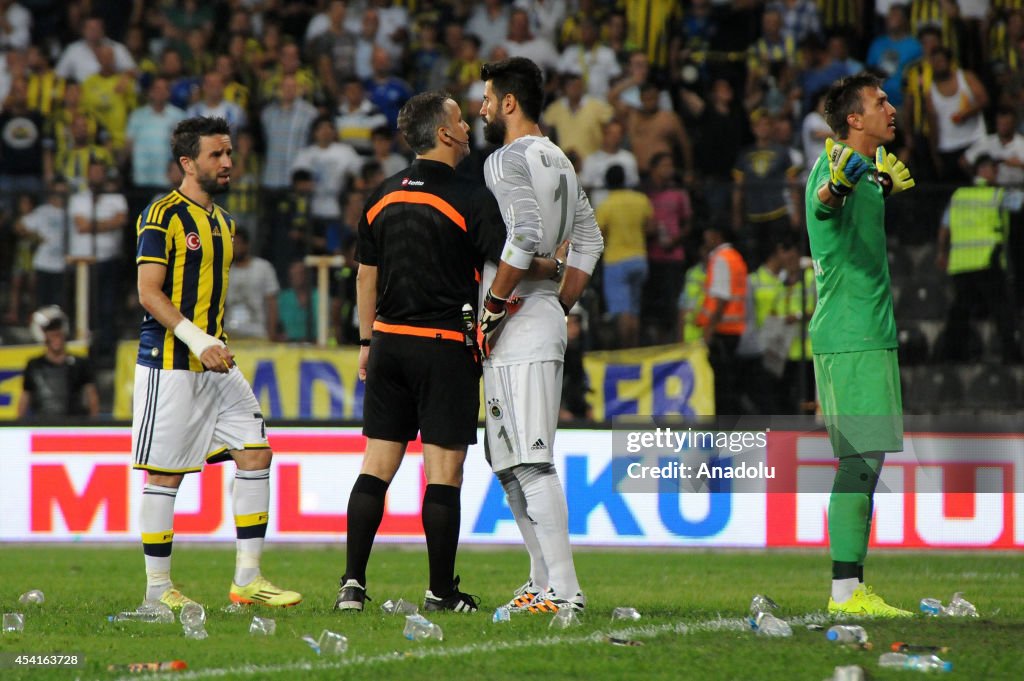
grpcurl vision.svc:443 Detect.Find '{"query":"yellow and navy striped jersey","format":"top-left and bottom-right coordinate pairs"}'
top-left (136, 190), bottom-right (235, 372)
top-left (618, 0), bottom-right (683, 69)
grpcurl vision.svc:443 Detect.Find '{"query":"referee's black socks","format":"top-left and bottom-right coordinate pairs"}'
top-left (422, 483), bottom-right (461, 597)
top-left (344, 473), bottom-right (390, 586)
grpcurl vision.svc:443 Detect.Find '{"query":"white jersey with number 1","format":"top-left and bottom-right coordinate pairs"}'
top-left (482, 135), bottom-right (604, 367)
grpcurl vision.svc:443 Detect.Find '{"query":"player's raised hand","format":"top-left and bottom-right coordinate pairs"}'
top-left (875, 146), bottom-right (915, 197)
top-left (825, 138), bottom-right (870, 197)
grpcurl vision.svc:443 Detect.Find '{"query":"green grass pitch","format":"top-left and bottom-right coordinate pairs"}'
top-left (0, 546), bottom-right (1020, 680)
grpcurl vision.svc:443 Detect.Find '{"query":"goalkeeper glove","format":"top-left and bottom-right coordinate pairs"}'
top-left (875, 146), bottom-right (915, 197)
top-left (479, 288), bottom-right (509, 358)
top-left (825, 138), bottom-right (870, 197)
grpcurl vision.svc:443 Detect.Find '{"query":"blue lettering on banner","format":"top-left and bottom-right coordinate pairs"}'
top-left (565, 455), bottom-right (642, 535)
top-left (652, 360), bottom-right (695, 416)
top-left (299, 361), bottom-right (344, 418)
top-left (251, 361), bottom-right (282, 418)
top-left (604, 364), bottom-right (641, 417)
top-left (352, 376), bottom-right (365, 420)
top-left (657, 457), bottom-right (732, 537)
top-left (0, 370), bottom-right (20, 407)
top-left (472, 476), bottom-right (515, 533)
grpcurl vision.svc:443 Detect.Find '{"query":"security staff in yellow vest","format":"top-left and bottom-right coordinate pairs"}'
top-left (678, 261), bottom-right (706, 344)
top-left (775, 261), bottom-right (816, 413)
top-left (937, 155), bottom-right (1022, 362)
top-left (737, 240), bottom-right (793, 413)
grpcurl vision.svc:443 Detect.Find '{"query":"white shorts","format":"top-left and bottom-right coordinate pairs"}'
top-left (132, 365), bottom-right (269, 474)
top-left (483, 360), bottom-right (562, 472)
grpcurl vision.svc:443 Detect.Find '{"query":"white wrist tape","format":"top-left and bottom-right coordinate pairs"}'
top-left (173, 318), bottom-right (225, 359)
top-left (500, 239), bottom-right (535, 269)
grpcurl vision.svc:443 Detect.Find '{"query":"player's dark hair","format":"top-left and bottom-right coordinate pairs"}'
top-left (291, 168), bottom-right (314, 184)
top-left (171, 116), bottom-right (231, 171)
top-left (823, 73), bottom-right (882, 138)
top-left (235, 227), bottom-right (250, 243)
top-left (481, 57), bottom-right (544, 123)
top-left (398, 91), bottom-right (450, 154)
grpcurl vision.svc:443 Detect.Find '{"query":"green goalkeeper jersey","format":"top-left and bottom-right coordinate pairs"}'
top-left (804, 151), bottom-right (897, 354)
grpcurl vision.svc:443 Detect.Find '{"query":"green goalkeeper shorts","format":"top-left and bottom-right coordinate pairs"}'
top-left (813, 348), bottom-right (904, 457)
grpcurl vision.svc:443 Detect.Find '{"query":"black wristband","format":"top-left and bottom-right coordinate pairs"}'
top-left (877, 172), bottom-right (893, 198)
top-left (359, 338), bottom-right (371, 347)
top-left (827, 181), bottom-right (852, 198)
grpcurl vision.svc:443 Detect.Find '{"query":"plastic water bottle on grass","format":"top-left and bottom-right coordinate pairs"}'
top-left (944, 593), bottom-right (978, 617)
top-left (879, 652), bottom-right (952, 672)
top-left (752, 611), bottom-right (792, 637)
top-left (550, 608), bottom-right (581, 629)
top-left (492, 606), bottom-right (511, 623)
top-left (18, 590), bottom-right (45, 605)
top-left (180, 603), bottom-right (208, 640)
top-left (109, 601), bottom-right (174, 624)
top-left (318, 629), bottom-right (348, 655)
top-left (404, 614), bottom-right (443, 641)
top-left (611, 607), bottom-right (642, 622)
top-left (249, 616), bottom-right (276, 635)
top-left (826, 625), bottom-right (868, 645)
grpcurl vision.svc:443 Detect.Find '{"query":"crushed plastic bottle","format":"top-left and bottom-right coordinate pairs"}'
top-left (751, 611), bottom-right (792, 637)
top-left (879, 652), bottom-right (952, 672)
top-left (301, 634), bottom-right (320, 654)
top-left (249, 616), bottom-right (276, 636)
top-left (180, 603), bottom-right (208, 640)
top-left (825, 665), bottom-right (865, 681)
top-left (220, 602), bottom-right (249, 614)
top-left (108, 601), bottom-right (175, 624)
top-left (403, 614), bottom-right (443, 641)
top-left (2, 612), bottom-right (25, 633)
top-left (18, 590), bottom-right (45, 605)
top-left (920, 593), bottom-right (979, 617)
top-left (549, 608), bottom-right (582, 629)
top-left (492, 606), bottom-right (511, 623)
top-left (944, 592), bottom-right (978, 618)
top-left (318, 629), bottom-right (348, 656)
top-left (749, 594), bottom-right (779, 617)
top-left (611, 607), bottom-right (642, 622)
top-left (381, 598), bottom-right (418, 615)
top-left (826, 625), bottom-right (868, 645)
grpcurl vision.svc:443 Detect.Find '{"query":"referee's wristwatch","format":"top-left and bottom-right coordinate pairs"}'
top-left (551, 257), bottom-right (565, 282)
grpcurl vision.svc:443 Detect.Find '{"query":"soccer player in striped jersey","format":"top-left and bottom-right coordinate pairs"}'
top-left (132, 116), bottom-right (301, 610)
top-left (478, 57), bottom-right (605, 614)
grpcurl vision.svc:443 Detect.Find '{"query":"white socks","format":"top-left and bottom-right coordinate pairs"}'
top-left (515, 464), bottom-right (581, 598)
top-left (233, 468), bottom-right (270, 586)
top-left (141, 483), bottom-right (177, 601)
top-left (832, 577), bottom-right (859, 603)
top-left (498, 468), bottom-right (549, 590)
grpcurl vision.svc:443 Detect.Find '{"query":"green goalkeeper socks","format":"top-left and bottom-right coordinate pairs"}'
top-left (829, 453), bottom-right (885, 565)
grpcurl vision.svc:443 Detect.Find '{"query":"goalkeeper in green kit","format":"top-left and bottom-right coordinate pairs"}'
top-left (805, 73), bottom-right (915, 617)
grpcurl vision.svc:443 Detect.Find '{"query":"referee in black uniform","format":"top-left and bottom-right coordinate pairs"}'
top-left (334, 91), bottom-right (563, 613)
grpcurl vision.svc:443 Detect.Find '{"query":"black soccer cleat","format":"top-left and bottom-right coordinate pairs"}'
top-left (334, 578), bottom-right (369, 612)
top-left (422, 575), bottom-right (481, 613)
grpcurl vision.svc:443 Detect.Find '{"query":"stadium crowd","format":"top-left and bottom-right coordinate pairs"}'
top-left (2, 0), bottom-right (1023, 416)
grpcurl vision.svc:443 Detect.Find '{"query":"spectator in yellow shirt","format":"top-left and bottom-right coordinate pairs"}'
top-left (82, 45), bottom-right (137, 153)
top-left (542, 71), bottom-right (613, 161)
top-left (595, 165), bottom-right (655, 348)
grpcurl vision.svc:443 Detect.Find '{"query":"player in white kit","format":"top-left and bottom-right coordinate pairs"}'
top-left (478, 58), bottom-right (605, 613)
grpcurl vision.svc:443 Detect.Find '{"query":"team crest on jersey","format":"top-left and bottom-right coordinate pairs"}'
top-left (488, 398), bottom-right (503, 420)
top-left (185, 232), bottom-right (201, 251)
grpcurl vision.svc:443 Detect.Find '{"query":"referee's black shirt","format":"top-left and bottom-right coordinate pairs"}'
top-left (356, 159), bottom-right (505, 331)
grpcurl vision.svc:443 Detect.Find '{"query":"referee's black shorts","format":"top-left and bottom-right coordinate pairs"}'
top-left (363, 333), bottom-right (480, 446)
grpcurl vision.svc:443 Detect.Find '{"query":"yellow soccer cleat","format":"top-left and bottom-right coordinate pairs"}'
top-left (159, 587), bottom-right (199, 610)
top-left (828, 585), bottom-right (913, 618)
top-left (230, 575), bottom-right (302, 607)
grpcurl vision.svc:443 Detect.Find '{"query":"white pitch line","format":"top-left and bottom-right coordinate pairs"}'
top-left (104, 616), bottom-right (760, 681)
